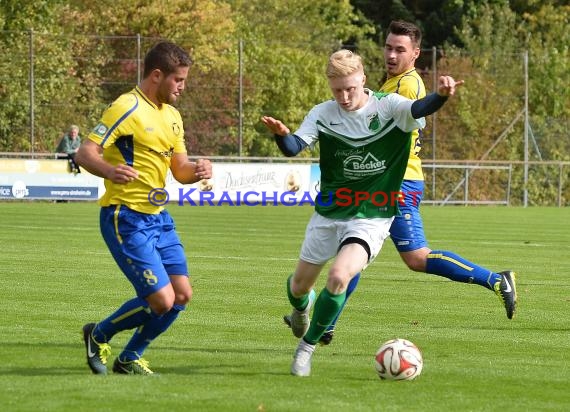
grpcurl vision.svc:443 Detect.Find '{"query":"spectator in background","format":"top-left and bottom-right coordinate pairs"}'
top-left (56, 125), bottom-right (82, 174)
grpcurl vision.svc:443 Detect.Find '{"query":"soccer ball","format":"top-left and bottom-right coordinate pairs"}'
top-left (374, 338), bottom-right (423, 381)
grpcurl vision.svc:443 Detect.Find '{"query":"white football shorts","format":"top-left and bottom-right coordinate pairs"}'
top-left (299, 212), bottom-right (394, 266)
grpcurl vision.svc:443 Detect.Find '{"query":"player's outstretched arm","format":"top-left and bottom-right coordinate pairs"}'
top-left (410, 75), bottom-right (464, 119)
top-left (261, 116), bottom-right (308, 157)
top-left (261, 116), bottom-right (290, 136)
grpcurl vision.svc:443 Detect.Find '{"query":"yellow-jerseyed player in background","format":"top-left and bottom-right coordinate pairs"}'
top-left (285, 20), bottom-right (517, 345)
top-left (76, 41), bottom-right (212, 375)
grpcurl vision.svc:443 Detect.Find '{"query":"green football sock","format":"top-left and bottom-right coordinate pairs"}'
top-left (286, 274), bottom-right (311, 310)
top-left (304, 288), bottom-right (346, 345)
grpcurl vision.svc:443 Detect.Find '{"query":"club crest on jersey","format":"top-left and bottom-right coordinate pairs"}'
top-left (367, 113), bottom-right (380, 131)
top-left (343, 152), bottom-right (386, 178)
top-left (92, 123), bottom-right (108, 137)
top-left (172, 122), bottom-right (181, 135)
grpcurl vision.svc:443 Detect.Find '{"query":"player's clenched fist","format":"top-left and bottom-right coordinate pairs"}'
top-left (194, 158), bottom-right (212, 180)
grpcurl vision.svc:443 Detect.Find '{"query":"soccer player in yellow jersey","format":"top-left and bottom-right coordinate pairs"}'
top-left (285, 20), bottom-right (517, 345)
top-left (76, 41), bottom-right (212, 375)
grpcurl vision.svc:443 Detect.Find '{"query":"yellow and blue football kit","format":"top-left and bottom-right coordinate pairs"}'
top-left (88, 87), bottom-right (189, 364)
top-left (380, 69), bottom-right (501, 288)
top-left (87, 85), bottom-right (189, 296)
top-left (88, 85), bottom-right (187, 215)
top-left (80, 42), bottom-right (201, 375)
top-left (378, 69), bottom-right (429, 252)
top-left (379, 68), bottom-right (426, 182)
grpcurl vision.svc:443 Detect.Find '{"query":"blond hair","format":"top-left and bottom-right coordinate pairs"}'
top-left (326, 49), bottom-right (364, 79)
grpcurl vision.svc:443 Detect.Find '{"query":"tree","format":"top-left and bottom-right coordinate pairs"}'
top-left (231, 0), bottom-right (376, 157)
top-left (0, 0), bottom-right (78, 152)
top-left (520, 3), bottom-right (570, 204)
top-left (60, 0), bottom-right (239, 156)
top-left (350, 0), bottom-right (471, 48)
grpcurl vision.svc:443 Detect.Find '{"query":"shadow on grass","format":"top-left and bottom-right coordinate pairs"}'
top-left (0, 341), bottom-right (375, 379)
top-left (0, 366), bottom-right (90, 376)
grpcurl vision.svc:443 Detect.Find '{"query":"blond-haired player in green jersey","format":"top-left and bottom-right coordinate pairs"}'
top-left (285, 20), bottom-right (517, 347)
top-left (263, 48), bottom-right (463, 376)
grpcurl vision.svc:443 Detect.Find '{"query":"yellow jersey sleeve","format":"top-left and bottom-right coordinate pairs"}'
top-left (88, 87), bottom-right (187, 214)
top-left (379, 69), bottom-right (426, 181)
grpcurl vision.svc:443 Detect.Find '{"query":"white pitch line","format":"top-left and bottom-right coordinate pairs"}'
top-left (85, 251), bottom-right (298, 261)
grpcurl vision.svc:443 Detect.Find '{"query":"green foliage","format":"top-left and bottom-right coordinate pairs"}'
top-left (0, 30), bottom-right (30, 151)
top-left (231, 0), bottom-right (376, 157)
top-left (69, 0), bottom-right (238, 71)
top-left (0, 0), bottom-right (77, 151)
top-left (441, 1), bottom-right (570, 203)
top-left (0, 0), bottom-right (567, 178)
top-left (0, 0), bottom-right (63, 31)
top-left (522, 4), bottom-right (570, 119)
top-left (414, 0), bottom-right (569, 165)
top-left (430, 3), bottom-right (524, 162)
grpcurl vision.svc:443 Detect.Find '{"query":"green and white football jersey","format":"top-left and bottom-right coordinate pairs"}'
top-left (295, 90), bottom-right (425, 219)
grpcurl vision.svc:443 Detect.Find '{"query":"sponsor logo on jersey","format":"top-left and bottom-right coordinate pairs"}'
top-left (343, 152), bottom-right (386, 178)
top-left (149, 147), bottom-right (174, 158)
top-left (335, 147), bottom-right (364, 158)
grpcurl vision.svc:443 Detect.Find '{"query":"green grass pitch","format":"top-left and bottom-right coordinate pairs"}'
top-left (0, 202), bottom-right (569, 411)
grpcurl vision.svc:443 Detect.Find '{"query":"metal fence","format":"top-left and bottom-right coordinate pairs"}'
top-left (0, 31), bottom-right (567, 206)
top-left (0, 31), bottom-right (528, 151)
top-left (421, 160), bottom-right (569, 207)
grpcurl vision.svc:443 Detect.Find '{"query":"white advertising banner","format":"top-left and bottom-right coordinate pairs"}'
top-left (0, 159), bottom-right (320, 204)
top-left (164, 162), bottom-right (316, 205)
top-left (0, 159), bottom-right (102, 200)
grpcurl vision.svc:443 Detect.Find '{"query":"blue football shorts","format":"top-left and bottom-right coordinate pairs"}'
top-left (100, 205), bottom-right (188, 298)
top-left (389, 179), bottom-right (429, 252)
